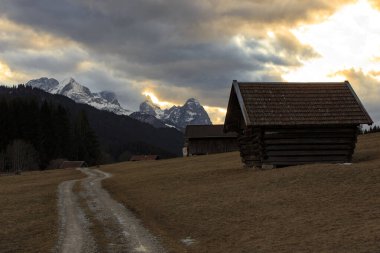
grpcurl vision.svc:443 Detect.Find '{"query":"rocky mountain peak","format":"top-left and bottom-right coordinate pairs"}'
top-left (132, 96), bottom-right (212, 130)
top-left (59, 78), bottom-right (92, 98)
top-left (26, 77), bottom-right (59, 91)
top-left (185, 98), bottom-right (199, 104)
top-left (98, 91), bottom-right (120, 106)
top-left (176, 97), bottom-right (212, 128)
top-left (183, 98), bottom-right (202, 109)
top-left (139, 95), bottom-right (163, 117)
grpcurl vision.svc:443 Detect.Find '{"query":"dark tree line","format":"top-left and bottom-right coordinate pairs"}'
top-left (0, 96), bottom-right (100, 172)
top-left (362, 125), bottom-right (380, 134)
top-left (0, 85), bottom-right (184, 168)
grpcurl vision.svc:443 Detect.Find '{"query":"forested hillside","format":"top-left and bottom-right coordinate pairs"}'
top-left (0, 85), bottom-right (184, 171)
top-left (0, 97), bottom-right (99, 171)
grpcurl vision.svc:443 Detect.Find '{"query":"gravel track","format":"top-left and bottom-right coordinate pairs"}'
top-left (55, 180), bottom-right (96, 253)
top-left (55, 168), bottom-right (166, 253)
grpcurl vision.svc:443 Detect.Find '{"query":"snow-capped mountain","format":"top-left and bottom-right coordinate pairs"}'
top-left (130, 96), bottom-right (212, 130)
top-left (26, 77), bottom-right (131, 115)
top-left (26, 77), bottom-right (212, 129)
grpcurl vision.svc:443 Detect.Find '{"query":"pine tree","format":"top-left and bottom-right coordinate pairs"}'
top-left (0, 151), bottom-right (6, 172)
top-left (54, 105), bottom-right (72, 159)
top-left (0, 99), bottom-right (9, 151)
top-left (40, 100), bottom-right (59, 167)
top-left (73, 110), bottom-right (100, 165)
top-left (24, 99), bottom-right (42, 148)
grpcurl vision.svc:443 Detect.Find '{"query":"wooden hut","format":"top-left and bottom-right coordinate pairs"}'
top-left (224, 80), bottom-right (373, 168)
top-left (185, 125), bottom-right (238, 156)
top-left (130, 155), bottom-right (159, 161)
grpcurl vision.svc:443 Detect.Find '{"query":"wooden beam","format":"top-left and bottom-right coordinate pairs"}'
top-left (345, 81), bottom-right (373, 125)
top-left (233, 81), bottom-right (252, 126)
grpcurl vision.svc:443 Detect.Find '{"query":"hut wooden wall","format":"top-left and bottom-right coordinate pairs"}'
top-left (237, 125), bottom-right (358, 167)
top-left (188, 138), bottom-right (238, 155)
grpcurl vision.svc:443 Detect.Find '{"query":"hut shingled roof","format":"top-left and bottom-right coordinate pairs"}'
top-left (130, 155), bottom-right (159, 161)
top-left (225, 80), bottom-right (373, 129)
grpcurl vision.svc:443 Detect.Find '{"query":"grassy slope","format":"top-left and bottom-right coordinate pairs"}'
top-left (0, 169), bottom-right (84, 253)
top-left (101, 133), bottom-right (380, 253)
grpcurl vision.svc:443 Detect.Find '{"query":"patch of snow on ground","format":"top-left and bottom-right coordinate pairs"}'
top-left (181, 237), bottom-right (196, 246)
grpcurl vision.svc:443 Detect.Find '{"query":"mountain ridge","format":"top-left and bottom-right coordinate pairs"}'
top-left (27, 77), bottom-right (212, 130)
top-left (27, 77), bottom-right (131, 115)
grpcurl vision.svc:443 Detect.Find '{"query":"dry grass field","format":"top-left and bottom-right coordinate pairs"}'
top-left (101, 132), bottom-right (380, 253)
top-left (0, 169), bottom-right (84, 253)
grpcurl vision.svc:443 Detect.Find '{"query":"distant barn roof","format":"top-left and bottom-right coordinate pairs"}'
top-left (130, 155), bottom-right (159, 161)
top-left (60, 161), bottom-right (87, 169)
top-left (225, 81), bottom-right (373, 129)
top-left (185, 125), bottom-right (237, 138)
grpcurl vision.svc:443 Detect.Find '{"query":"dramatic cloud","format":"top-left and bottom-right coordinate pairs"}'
top-left (0, 18), bottom-right (88, 80)
top-left (0, 0), bottom-right (377, 123)
top-left (334, 68), bottom-right (380, 123)
top-left (369, 0), bottom-right (380, 10)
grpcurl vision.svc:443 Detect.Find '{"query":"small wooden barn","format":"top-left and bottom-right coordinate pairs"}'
top-left (130, 155), bottom-right (159, 161)
top-left (224, 81), bottom-right (373, 168)
top-left (184, 125), bottom-right (238, 156)
top-left (60, 161), bottom-right (87, 169)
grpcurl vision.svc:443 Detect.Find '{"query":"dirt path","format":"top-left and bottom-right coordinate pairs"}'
top-left (56, 180), bottom-right (95, 253)
top-left (55, 168), bottom-right (166, 253)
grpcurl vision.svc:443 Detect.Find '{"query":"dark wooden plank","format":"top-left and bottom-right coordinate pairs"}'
top-left (240, 145), bottom-right (261, 151)
top-left (265, 155), bottom-right (349, 163)
top-left (238, 134), bottom-right (261, 140)
top-left (242, 156), bottom-right (261, 162)
top-left (265, 138), bottom-right (354, 145)
top-left (263, 160), bottom-right (346, 166)
top-left (264, 128), bottom-right (357, 134)
top-left (263, 133), bottom-right (355, 139)
top-left (265, 144), bottom-right (354, 151)
top-left (267, 150), bottom-right (352, 156)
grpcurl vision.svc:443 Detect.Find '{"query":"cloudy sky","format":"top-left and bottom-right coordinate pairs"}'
top-left (1, 0), bottom-right (380, 123)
